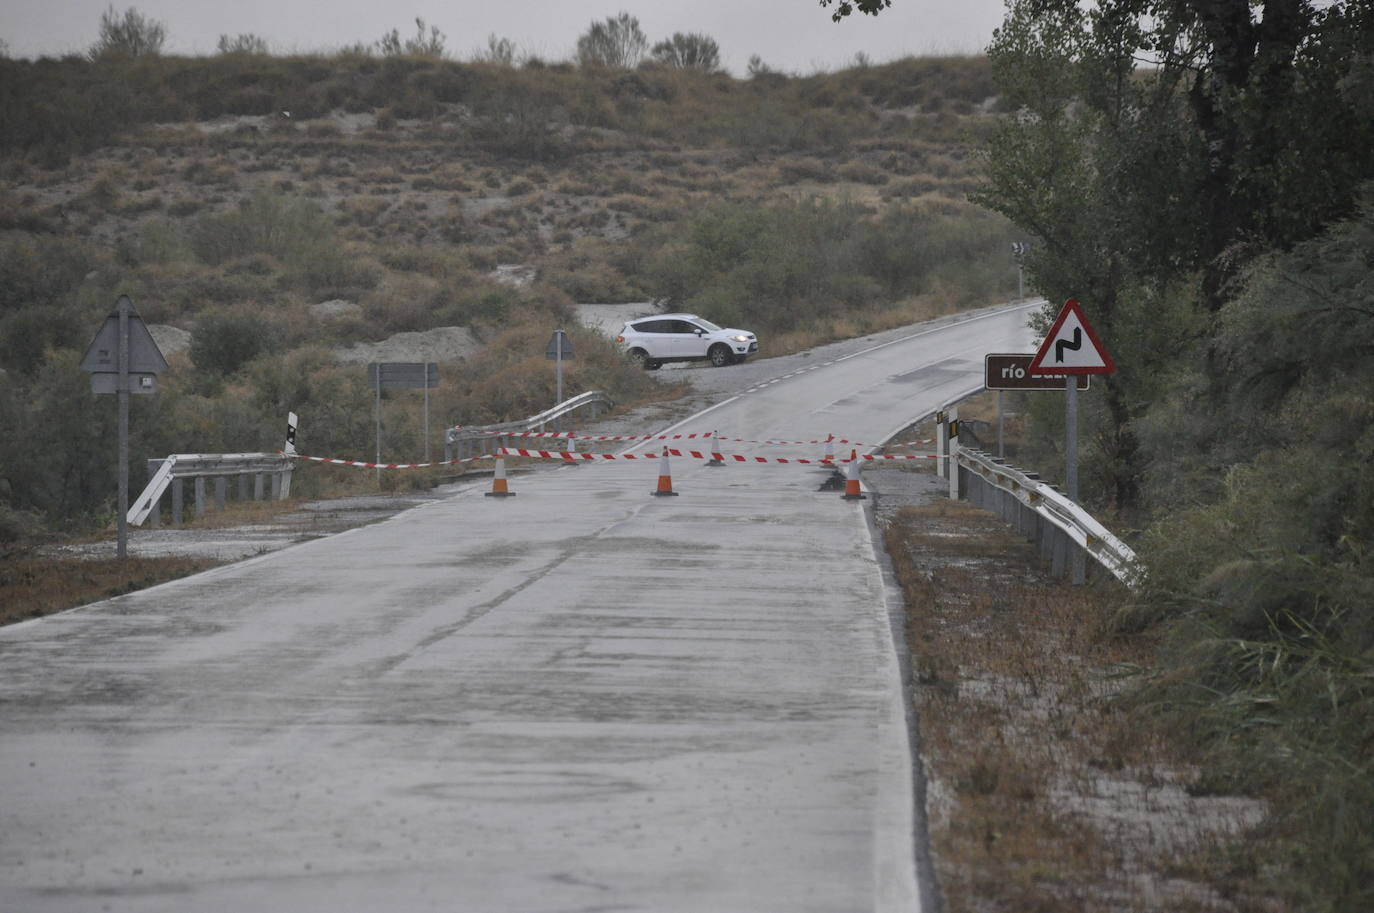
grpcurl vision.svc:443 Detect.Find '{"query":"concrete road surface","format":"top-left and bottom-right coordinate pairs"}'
top-left (0, 302), bottom-right (1036, 912)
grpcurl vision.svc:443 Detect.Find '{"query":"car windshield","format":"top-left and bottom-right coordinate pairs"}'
top-left (691, 318), bottom-right (722, 332)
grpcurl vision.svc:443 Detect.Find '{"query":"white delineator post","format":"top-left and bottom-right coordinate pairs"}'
top-left (935, 412), bottom-right (948, 481)
top-left (947, 405), bottom-right (960, 499)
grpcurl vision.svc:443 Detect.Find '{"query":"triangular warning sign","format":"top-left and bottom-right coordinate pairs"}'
top-left (79, 296), bottom-right (169, 375)
top-left (1028, 299), bottom-right (1115, 375)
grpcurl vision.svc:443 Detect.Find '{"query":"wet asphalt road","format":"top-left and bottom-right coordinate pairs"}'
top-left (0, 302), bottom-right (1037, 912)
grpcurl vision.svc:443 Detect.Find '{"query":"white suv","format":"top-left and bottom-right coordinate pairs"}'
top-left (616, 314), bottom-right (758, 370)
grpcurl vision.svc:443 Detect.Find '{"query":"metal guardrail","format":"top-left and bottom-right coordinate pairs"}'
top-left (129, 452), bottom-right (294, 527)
top-left (953, 447), bottom-right (1142, 589)
top-left (888, 385), bottom-right (1140, 589)
top-left (444, 391), bottom-right (614, 462)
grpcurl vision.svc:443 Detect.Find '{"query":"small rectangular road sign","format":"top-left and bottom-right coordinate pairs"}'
top-left (368, 362), bottom-right (438, 390)
top-left (986, 354), bottom-right (1089, 391)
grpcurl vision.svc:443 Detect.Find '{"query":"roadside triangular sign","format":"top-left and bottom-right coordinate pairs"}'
top-left (79, 296), bottom-right (169, 375)
top-left (1028, 299), bottom-right (1115, 375)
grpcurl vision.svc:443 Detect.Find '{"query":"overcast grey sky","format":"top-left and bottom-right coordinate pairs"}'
top-left (1, 1), bottom-right (1008, 74)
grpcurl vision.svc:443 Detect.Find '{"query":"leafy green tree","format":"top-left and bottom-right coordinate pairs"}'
top-left (89, 6), bottom-right (165, 60)
top-left (820, 0), bottom-right (892, 21)
top-left (650, 33), bottom-right (721, 72)
top-left (1135, 196), bottom-right (1374, 909)
top-left (576, 12), bottom-right (648, 69)
top-left (975, 0), bottom-right (1374, 509)
top-left (1, 353), bottom-right (118, 523)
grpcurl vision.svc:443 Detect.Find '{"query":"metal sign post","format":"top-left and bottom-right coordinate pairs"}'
top-left (367, 363), bottom-right (440, 479)
top-left (117, 301), bottom-right (129, 558)
top-left (545, 330), bottom-right (575, 431)
top-left (1027, 299), bottom-right (1116, 585)
top-left (79, 295), bottom-right (167, 559)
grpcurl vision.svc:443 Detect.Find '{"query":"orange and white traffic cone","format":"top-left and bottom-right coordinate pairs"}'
top-left (705, 430), bottom-right (724, 467)
top-left (565, 432), bottom-right (581, 465)
top-left (841, 450), bottom-right (866, 500)
top-left (651, 451), bottom-right (679, 496)
top-left (485, 454), bottom-right (516, 497)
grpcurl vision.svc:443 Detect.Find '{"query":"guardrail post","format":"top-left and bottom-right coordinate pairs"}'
top-left (172, 478), bottom-right (184, 526)
top-left (280, 467), bottom-right (292, 499)
top-left (253, 472), bottom-right (265, 501)
top-left (194, 478), bottom-right (206, 519)
top-left (1071, 543), bottom-right (1086, 586)
top-left (148, 496), bottom-right (160, 527)
top-left (1020, 474), bottom-right (1039, 539)
top-left (270, 472), bottom-right (282, 500)
top-left (214, 477), bottom-right (226, 512)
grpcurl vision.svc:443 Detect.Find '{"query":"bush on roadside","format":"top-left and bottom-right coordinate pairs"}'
top-left (190, 306), bottom-right (280, 376)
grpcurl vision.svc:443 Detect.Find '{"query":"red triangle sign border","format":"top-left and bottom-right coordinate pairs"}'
top-left (1028, 298), bottom-right (1116, 375)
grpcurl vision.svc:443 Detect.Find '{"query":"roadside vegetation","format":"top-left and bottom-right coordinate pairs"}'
top-left (967, 1), bottom-right (1374, 908)
top-left (885, 497), bottom-right (1271, 911)
top-left (0, 10), bottom-right (1019, 553)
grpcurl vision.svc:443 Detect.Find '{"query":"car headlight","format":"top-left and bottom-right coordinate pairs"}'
top-left (731, 335), bottom-right (750, 343)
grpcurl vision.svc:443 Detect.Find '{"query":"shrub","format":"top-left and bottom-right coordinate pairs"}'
top-left (191, 306), bottom-right (279, 375)
top-left (0, 235), bottom-right (100, 313)
top-left (650, 33), bottom-right (721, 73)
top-left (217, 33), bottom-right (269, 55)
top-left (576, 13), bottom-right (647, 70)
top-left (189, 191), bottom-right (338, 270)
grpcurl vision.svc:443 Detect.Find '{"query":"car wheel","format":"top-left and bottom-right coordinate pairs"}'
top-left (708, 344), bottom-right (733, 367)
top-left (627, 348), bottom-right (649, 369)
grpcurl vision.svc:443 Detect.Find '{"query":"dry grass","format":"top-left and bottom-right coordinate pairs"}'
top-left (0, 552), bottom-right (222, 626)
top-left (884, 500), bottom-right (1272, 912)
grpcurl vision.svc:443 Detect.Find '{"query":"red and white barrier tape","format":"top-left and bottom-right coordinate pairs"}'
top-left (285, 452), bottom-right (492, 470)
top-left (456, 428), bottom-right (935, 448)
top-left (498, 447), bottom-right (945, 464)
top-left (457, 429), bottom-right (720, 443)
top-left (281, 437), bottom-right (946, 470)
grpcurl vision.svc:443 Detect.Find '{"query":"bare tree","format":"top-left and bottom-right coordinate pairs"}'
top-left (89, 6), bottom-right (166, 60)
top-left (478, 34), bottom-right (517, 66)
top-left (379, 18), bottom-right (446, 58)
top-left (576, 12), bottom-right (647, 69)
top-left (650, 33), bottom-right (721, 72)
top-left (747, 55), bottom-right (778, 79)
top-left (217, 33), bottom-right (269, 56)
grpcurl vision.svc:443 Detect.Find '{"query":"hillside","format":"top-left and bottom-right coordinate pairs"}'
top-left (0, 52), bottom-right (1019, 537)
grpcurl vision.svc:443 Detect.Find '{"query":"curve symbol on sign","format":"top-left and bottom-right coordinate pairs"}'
top-left (1055, 327), bottom-right (1082, 363)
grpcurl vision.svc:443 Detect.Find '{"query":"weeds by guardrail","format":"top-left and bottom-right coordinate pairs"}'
top-left (954, 447), bottom-right (1142, 589)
